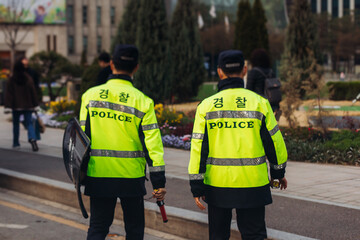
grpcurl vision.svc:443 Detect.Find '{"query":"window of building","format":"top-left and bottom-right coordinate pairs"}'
top-left (97, 36), bottom-right (102, 53)
top-left (97, 6), bottom-right (101, 26)
top-left (53, 35), bottom-right (57, 52)
top-left (344, 0), bottom-right (350, 16)
top-left (83, 6), bottom-right (88, 24)
top-left (311, 0), bottom-right (317, 13)
top-left (355, 53), bottom-right (360, 65)
top-left (47, 35), bottom-right (51, 51)
top-left (68, 36), bottom-right (74, 54)
top-left (67, 5), bottom-right (74, 24)
top-left (111, 6), bottom-right (116, 25)
top-left (83, 36), bottom-right (88, 53)
top-left (332, 0), bottom-right (338, 18)
top-left (356, 0), bottom-right (360, 26)
top-left (321, 0), bottom-right (327, 13)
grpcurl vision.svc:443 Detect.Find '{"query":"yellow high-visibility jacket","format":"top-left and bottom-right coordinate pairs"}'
top-left (79, 74), bottom-right (165, 197)
top-left (188, 78), bottom-right (287, 208)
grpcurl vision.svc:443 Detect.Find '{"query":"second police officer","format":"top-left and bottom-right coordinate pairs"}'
top-left (188, 50), bottom-right (288, 240)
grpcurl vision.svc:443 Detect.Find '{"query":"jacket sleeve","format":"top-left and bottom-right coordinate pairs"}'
top-left (188, 102), bottom-right (208, 197)
top-left (260, 99), bottom-right (288, 179)
top-left (140, 100), bottom-right (165, 189)
top-left (4, 80), bottom-right (13, 109)
top-left (79, 93), bottom-right (89, 132)
top-left (28, 77), bottom-right (39, 107)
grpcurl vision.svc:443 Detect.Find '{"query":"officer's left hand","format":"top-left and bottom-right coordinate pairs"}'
top-left (152, 188), bottom-right (166, 201)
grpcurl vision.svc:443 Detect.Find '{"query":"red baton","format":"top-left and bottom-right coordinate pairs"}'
top-left (156, 200), bottom-right (168, 223)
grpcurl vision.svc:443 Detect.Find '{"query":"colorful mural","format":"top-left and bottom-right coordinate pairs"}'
top-left (0, 0), bottom-right (65, 24)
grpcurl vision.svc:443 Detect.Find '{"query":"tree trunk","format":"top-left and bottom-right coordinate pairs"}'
top-left (47, 82), bottom-right (56, 102)
top-left (10, 46), bottom-right (15, 72)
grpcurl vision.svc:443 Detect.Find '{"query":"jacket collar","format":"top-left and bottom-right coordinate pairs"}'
top-left (217, 77), bottom-right (244, 92)
top-left (107, 74), bottom-right (133, 84)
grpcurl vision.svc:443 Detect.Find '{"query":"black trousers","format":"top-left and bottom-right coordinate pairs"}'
top-left (87, 196), bottom-right (145, 240)
top-left (208, 204), bottom-right (267, 240)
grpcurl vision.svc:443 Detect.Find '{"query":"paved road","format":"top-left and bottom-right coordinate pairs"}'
top-left (1, 149), bottom-right (360, 240)
top-left (0, 188), bottom-right (184, 240)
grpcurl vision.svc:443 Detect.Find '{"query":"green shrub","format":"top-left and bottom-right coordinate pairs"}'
top-left (283, 127), bottom-right (360, 165)
top-left (324, 130), bottom-right (360, 152)
top-left (327, 81), bottom-right (360, 100)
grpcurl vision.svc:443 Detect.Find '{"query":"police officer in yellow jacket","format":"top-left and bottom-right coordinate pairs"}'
top-left (80, 45), bottom-right (166, 240)
top-left (188, 50), bottom-right (287, 240)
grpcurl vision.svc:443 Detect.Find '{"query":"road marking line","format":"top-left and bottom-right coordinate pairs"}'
top-left (0, 199), bottom-right (88, 231)
top-left (0, 223), bottom-right (28, 229)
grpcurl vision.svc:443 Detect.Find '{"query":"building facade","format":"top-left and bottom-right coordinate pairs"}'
top-left (0, 25), bottom-right (67, 69)
top-left (310, 0), bottom-right (360, 19)
top-left (66, 0), bottom-right (127, 63)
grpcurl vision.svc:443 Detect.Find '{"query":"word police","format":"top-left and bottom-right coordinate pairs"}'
top-left (209, 121), bottom-right (254, 129)
top-left (91, 110), bottom-right (132, 122)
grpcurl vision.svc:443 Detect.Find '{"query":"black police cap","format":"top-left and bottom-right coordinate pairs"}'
top-left (113, 44), bottom-right (139, 65)
top-left (218, 50), bottom-right (244, 71)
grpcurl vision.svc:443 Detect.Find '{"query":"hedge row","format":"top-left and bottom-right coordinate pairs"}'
top-left (327, 81), bottom-right (360, 100)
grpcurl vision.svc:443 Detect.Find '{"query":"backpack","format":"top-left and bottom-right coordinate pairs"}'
top-left (253, 67), bottom-right (282, 105)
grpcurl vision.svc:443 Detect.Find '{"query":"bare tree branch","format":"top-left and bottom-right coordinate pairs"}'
top-left (15, 25), bottom-right (31, 45)
top-left (0, 0), bottom-right (31, 69)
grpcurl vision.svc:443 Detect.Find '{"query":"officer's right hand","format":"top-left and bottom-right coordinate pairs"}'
top-left (194, 196), bottom-right (206, 210)
top-left (152, 188), bottom-right (166, 201)
top-left (279, 177), bottom-right (287, 190)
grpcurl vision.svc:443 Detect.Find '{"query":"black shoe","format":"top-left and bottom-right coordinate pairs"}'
top-left (30, 140), bottom-right (39, 152)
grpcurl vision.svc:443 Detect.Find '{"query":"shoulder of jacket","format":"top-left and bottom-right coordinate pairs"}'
top-left (83, 85), bottom-right (102, 97)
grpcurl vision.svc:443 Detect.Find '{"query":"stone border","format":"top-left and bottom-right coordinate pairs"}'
top-left (0, 168), bottom-right (242, 240)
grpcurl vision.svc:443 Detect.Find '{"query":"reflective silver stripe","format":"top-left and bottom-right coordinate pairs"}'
top-left (149, 165), bottom-right (165, 172)
top-left (270, 162), bottom-right (287, 170)
top-left (192, 133), bottom-right (204, 140)
top-left (206, 156), bottom-right (266, 166)
top-left (80, 120), bottom-right (86, 126)
top-left (269, 125), bottom-right (280, 136)
top-left (87, 101), bottom-right (145, 119)
top-left (189, 173), bottom-right (204, 180)
top-left (91, 149), bottom-right (145, 158)
top-left (142, 123), bottom-right (159, 131)
top-left (206, 111), bottom-right (263, 121)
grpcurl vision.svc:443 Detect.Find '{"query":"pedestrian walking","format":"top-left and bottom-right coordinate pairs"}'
top-left (79, 44), bottom-right (166, 240)
top-left (188, 50), bottom-right (288, 240)
top-left (21, 57), bottom-right (42, 103)
top-left (246, 48), bottom-right (282, 120)
top-left (4, 59), bottom-right (39, 151)
top-left (95, 51), bottom-right (112, 86)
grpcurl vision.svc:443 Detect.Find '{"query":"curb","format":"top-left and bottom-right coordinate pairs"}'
top-left (0, 168), bottom-right (242, 240)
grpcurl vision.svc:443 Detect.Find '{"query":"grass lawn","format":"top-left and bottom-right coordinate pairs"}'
top-left (42, 87), bottom-right (67, 97)
top-left (194, 82), bottom-right (217, 101)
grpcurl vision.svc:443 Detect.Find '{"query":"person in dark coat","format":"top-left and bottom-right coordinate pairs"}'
top-left (4, 60), bottom-right (39, 151)
top-left (21, 57), bottom-right (42, 103)
top-left (95, 52), bottom-right (112, 86)
top-left (246, 48), bottom-right (282, 120)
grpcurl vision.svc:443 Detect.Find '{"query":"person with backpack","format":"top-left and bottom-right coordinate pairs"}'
top-left (246, 49), bottom-right (282, 120)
